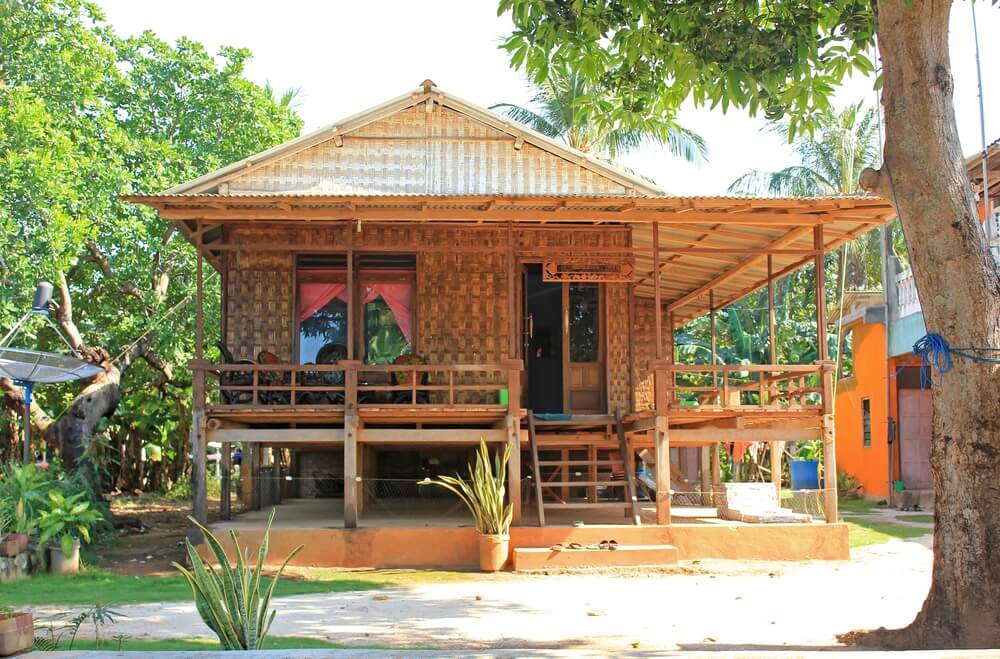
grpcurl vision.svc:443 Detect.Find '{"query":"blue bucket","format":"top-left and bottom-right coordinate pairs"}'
top-left (790, 460), bottom-right (820, 490)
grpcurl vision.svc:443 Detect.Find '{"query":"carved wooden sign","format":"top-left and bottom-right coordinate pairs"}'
top-left (543, 260), bottom-right (635, 282)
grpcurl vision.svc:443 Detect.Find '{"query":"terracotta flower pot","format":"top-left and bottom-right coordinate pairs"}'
top-left (0, 611), bottom-right (32, 657)
top-left (0, 534), bottom-right (27, 558)
top-left (478, 534), bottom-right (509, 572)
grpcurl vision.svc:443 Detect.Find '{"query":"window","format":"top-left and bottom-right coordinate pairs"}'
top-left (568, 283), bottom-right (600, 362)
top-left (862, 398), bottom-right (872, 447)
top-left (297, 255), bottom-right (348, 364)
top-left (838, 327), bottom-right (854, 379)
top-left (360, 254), bottom-right (415, 364)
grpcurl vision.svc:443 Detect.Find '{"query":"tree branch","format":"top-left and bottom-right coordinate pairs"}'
top-left (86, 241), bottom-right (144, 300)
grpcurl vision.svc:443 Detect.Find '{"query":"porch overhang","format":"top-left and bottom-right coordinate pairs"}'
top-left (125, 192), bottom-right (895, 325)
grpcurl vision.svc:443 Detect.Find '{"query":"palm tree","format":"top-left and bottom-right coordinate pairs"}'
top-left (492, 63), bottom-right (708, 165)
top-left (728, 103), bottom-right (893, 290)
top-left (263, 81), bottom-right (304, 112)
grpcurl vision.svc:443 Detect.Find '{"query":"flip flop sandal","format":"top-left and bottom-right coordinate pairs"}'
top-left (585, 543), bottom-right (601, 550)
top-left (608, 539), bottom-right (619, 551)
top-left (549, 544), bottom-right (564, 552)
top-left (567, 542), bottom-right (585, 550)
top-left (598, 540), bottom-right (611, 550)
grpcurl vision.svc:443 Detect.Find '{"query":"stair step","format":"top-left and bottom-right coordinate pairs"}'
top-left (542, 502), bottom-right (632, 509)
top-left (513, 544), bottom-right (678, 571)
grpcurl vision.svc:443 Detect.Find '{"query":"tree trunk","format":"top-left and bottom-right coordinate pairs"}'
top-left (853, 0), bottom-right (1000, 648)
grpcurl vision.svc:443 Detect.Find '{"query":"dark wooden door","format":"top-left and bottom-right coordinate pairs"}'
top-left (563, 283), bottom-right (605, 413)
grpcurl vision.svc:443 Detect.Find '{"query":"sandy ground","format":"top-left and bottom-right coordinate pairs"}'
top-left (32, 536), bottom-right (935, 653)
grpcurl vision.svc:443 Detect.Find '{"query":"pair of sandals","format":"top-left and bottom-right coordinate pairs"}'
top-left (550, 539), bottom-right (619, 552)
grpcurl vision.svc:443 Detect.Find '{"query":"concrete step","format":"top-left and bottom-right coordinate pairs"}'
top-left (513, 544), bottom-right (678, 571)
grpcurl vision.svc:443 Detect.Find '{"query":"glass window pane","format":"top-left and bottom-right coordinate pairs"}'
top-left (569, 284), bottom-right (599, 363)
top-left (363, 283), bottom-right (413, 364)
top-left (299, 294), bottom-right (347, 364)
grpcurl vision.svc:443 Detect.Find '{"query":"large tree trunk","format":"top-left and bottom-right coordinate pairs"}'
top-left (855, 0), bottom-right (1000, 648)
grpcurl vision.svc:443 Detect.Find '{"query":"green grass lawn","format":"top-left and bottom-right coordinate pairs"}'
top-left (2, 568), bottom-right (471, 607)
top-left (845, 517), bottom-right (933, 548)
top-left (838, 497), bottom-right (882, 515)
top-left (47, 637), bottom-right (391, 652)
top-left (894, 513), bottom-right (934, 524)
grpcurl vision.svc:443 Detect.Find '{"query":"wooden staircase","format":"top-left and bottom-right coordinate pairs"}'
top-left (527, 411), bottom-right (642, 526)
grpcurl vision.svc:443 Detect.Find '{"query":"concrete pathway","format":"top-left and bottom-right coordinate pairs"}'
top-left (28, 537), bottom-right (939, 654)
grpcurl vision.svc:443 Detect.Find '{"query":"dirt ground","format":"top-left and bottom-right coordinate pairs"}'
top-left (58, 524), bottom-right (935, 652)
top-left (98, 495), bottom-right (234, 575)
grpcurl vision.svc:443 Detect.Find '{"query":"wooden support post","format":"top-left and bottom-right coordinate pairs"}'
top-left (355, 439), bottom-right (365, 518)
top-left (700, 446), bottom-right (712, 505)
top-left (770, 441), bottom-right (782, 501)
top-left (502, 358), bottom-right (523, 525)
top-left (344, 415), bottom-right (359, 528)
top-left (767, 255), bottom-right (777, 364)
top-left (814, 226), bottom-right (829, 361)
top-left (343, 359), bottom-right (361, 528)
top-left (220, 441), bottom-right (232, 521)
top-left (654, 414), bottom-right (671, 525)
top-left (821, 361), bottom-right (838, 523)
top-left (189, 363), bottom-right (208, 539)
top-left (653, 222), bottom-right (663, 360)
top-left (347, 228), bottom-right (355, 359)
top-left (506, 414), bottom-right (522, 526)
top-left (195, 221), bottom-right (204, 360)
top-left (507, 222), bottom-right (517, 359)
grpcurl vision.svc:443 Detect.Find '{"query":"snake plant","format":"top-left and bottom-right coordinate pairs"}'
top-left (420, 439), bottom-right (513, 536)
top-left (172, 510), bottom-right (302, 650)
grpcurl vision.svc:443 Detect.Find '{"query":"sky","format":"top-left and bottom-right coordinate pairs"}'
top-left (95, 1), bottom-right (999, 195)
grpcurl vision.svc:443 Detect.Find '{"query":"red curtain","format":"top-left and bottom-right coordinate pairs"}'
top-left (363, 283), bottom-right (413, 344)
top-left (298, 283), bottom-right (348, 322)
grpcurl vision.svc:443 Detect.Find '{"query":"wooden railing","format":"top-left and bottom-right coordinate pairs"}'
top-left (650, 361), bottom-right (834, 413)
top-left (189, 359), bottom-right (523, 413)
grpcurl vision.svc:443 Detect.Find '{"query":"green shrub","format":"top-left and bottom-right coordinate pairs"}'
top-left (837, 470), bottom-right (863, 499)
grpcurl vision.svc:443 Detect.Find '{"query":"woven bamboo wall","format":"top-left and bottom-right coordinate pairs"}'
top-left (632, 297), bottom-right (659, 412)
top-left (222, 247), bottom-right (294, 362)
top-left (227, 105), bottom-right (630, 196)
top-left (219, 223), bottom-right (638, 409)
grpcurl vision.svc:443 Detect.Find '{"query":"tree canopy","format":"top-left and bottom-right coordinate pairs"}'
top-left (499, 0), bottom-right (877, 139)
top-left (0, 0), bottom-right (301, 480)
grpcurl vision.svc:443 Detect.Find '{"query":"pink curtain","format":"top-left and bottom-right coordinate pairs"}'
top-left (363, 283), bottom-right (413, 344)
top-left (299, 283), bottom-right (348, 322)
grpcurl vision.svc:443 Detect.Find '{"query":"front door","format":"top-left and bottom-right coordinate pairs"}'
top-left (522, 264), bottom-right (605, 414)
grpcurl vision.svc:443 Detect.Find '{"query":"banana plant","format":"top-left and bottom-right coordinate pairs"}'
top-left (173, 510), bottom-right (302, 651)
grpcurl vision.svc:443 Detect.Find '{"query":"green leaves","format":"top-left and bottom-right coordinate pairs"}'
top-left (172, 510), bottom-right (302, 651)
top-left (498, 0), bottom-right (876, 135)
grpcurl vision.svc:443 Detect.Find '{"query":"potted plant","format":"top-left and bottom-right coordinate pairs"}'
top-left (0, 606), bottom-right (33, 657)
top-left (420, 439), bottom-right (513, 572)
top-left (37, 490), bottom-right (103, 574)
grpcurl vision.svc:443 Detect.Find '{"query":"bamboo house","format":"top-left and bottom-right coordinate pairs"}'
top-left (128, 81), bottom-right (895, 569)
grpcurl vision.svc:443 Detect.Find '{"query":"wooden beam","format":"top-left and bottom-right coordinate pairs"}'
top-left (668, 428), bottom-right (821, 443)
top-left (814, 225), bottom-right (829, 361)
top-left (666, 226), bottom-right (814, 313)
top-left (359, 428), bottom-right (508, 443)
top-left (207, 428), bottom-right (346, 443)
top-left (155, 206), bottom-right (837, 226)
top-left (653, 222), bottom-right (663, 360)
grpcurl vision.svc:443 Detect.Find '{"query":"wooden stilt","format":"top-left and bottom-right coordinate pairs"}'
top-left (344, 415), bottom-right (359, 528)
top-left (654, 414), bottom-right (671, 525)
top-left (506, 414), bottom-right (522, 526)
top-left (189, 365), bottom-right (208, 539)
top-left (821, 363), bottom-right (838, 523)
top-left (220, 441), bottom-right (232, 520)
top-left (615, 411), bottom-right (642, 525)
